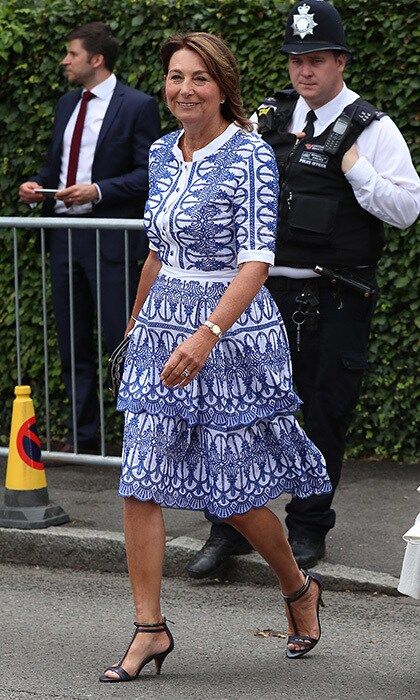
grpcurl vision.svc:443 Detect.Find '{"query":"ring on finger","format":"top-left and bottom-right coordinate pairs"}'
top-left (180, 368), bottom-right (191, 379)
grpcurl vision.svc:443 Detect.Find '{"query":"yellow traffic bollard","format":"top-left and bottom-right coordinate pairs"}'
top-left (0, 386), bottom-right (69, 528)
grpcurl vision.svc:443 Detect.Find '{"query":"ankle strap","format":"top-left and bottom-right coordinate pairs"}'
top-left (281, 573), bottom-right (310, 603)
top-left (134, 617), bottom-right (172, 632)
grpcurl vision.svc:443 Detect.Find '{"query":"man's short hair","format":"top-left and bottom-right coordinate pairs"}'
top-left (67, 22), bottom-right (119, 71)
top-left (331, 49), bottom-right (349, 61)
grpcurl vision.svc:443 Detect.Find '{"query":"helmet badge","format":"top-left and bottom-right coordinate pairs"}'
top-left (292, 3), bottom-right (318, 39)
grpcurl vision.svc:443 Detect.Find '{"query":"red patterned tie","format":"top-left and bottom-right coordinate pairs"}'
top-left (65, 90), bottom-right (95, 188)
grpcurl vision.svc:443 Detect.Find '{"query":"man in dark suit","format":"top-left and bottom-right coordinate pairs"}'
top-left (19, 22), bottom-right (161, 452)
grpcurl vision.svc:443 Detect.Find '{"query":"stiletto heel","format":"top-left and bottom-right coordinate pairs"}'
top-left (154, 651), bottom-right (167, 675)
top-left (99, 617), bottom-right (174, 682)
top-left (282, 570), bottom-right (324, 659)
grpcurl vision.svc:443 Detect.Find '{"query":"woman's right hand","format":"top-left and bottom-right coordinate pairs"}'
top-left (124, 317), bottom-right (136, 337)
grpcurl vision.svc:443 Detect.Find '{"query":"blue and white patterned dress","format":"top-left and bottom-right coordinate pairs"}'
top-left (117, 123), bottom-right (331, 517)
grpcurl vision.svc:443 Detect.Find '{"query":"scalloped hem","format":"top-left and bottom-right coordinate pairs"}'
top-left (118, 478), bottom-right (332, 519)
top-left (116, 392), bottom-right (302, 430)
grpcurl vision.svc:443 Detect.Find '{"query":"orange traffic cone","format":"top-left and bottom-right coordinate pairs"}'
top-left (0, 385), bottom-right (69, 528)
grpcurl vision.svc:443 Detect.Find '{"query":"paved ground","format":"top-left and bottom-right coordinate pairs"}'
top-left (45, 459), bottom-right (420, 576)
top-left (1, 563), bottom-right (419, 700)
top-left (0, 458), bottom-right (419, 593)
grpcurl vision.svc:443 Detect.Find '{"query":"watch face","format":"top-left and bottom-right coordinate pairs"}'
top-left (213, 324), bottom-right (221, 335)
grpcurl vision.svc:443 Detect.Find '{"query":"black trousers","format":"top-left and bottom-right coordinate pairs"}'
top-left (207, 269), bottom-right (378, 544)
top-left (49, 227), bottom-right (139, 445)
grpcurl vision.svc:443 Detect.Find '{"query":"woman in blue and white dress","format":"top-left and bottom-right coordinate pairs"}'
top-left (100, 33), bottom-right (332, 683)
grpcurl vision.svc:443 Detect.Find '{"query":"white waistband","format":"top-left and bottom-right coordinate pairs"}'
top-left (159, 263), bottom-right (236, 283)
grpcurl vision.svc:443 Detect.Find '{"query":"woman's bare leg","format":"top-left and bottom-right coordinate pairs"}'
top-left (124, 498), bottom-right (165, 621)
top-left (226, 506), bottom-right (322, 652)
top-left (103, 498), bottom-right (170, 679)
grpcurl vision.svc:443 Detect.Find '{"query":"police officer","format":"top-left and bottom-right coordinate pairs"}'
top-left (186, 0), bottom-right (420, 577)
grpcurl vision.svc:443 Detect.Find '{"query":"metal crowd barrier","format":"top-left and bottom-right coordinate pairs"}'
top-left (0, 216), bottom-right (285, 468)
top-left (0, 217), bottom-right (145, 467)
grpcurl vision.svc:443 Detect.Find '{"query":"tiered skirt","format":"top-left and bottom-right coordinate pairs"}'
top-left (117, 272), bottom-right (331, 517)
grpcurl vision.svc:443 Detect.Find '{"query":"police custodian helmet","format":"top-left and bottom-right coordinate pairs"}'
top-left (281, 0), bottom-right (352, 57)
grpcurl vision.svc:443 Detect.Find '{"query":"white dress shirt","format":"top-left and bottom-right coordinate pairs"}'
top-left (55, 73), bottom-right (117, 215)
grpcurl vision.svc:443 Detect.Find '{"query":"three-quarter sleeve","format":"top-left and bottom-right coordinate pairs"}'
top-left (143, 141), bottom-right (164, 252)
top-left (234, 139), bottom-right (279, 266)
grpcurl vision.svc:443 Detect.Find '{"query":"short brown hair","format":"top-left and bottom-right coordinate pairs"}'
top-left (160, 32), bottom-right (252, 131)
top-left (67, 22), bottom-right (119, 71)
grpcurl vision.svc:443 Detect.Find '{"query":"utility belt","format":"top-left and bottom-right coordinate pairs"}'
top-left (268, 266), bottom-right (376, 295)
top-left (267, 266), bottom-right (377, 351)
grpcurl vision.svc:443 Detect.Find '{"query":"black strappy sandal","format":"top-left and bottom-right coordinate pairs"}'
top-left (99, 618), bottom-right (174, 682)
top-left (282, 571), bottom-right (325, 659)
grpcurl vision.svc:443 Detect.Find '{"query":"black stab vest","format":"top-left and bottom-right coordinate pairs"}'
top-left (259, 91), bottom-right (386, 268)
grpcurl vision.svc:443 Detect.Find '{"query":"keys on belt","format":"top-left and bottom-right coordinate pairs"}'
top-left (292, 287), bottom-right (320, 352)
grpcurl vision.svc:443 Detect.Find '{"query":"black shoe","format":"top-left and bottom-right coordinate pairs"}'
top-left (99, 618), bottom-right (174, 682)
top-left (282, 570), bottom-right (325, 659)
top-left (185, 537), bottom-right (253, 579)
top-left (289, 535), bottom-right (326, 569)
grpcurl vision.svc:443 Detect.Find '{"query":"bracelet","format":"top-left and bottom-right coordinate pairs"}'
top-left (130, 315), bottom-right (137, 322)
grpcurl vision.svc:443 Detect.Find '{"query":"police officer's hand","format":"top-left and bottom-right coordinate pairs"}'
top-left (341, 144), bottom-right (359, 173)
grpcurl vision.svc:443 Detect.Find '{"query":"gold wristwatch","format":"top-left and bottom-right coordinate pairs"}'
top-left (202, 320), bottom-right (223, 340)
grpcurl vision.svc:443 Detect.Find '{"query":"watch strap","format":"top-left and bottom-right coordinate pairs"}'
top-left (202, 320), bottom-right (222, 339)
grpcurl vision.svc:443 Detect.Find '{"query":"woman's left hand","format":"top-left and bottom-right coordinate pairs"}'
top-left (160, 327), bottom-right (218, 388)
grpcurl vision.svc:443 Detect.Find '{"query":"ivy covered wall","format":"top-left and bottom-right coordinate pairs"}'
top-left (0, 0), bottom-right (418, 458)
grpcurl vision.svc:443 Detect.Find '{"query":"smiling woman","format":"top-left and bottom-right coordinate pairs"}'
top-left (99, 31), bottom-right (331, 684)
top-left (160, 32), bottom-right (253, 160)
top-left (165, 49), bottom-right (228, 157)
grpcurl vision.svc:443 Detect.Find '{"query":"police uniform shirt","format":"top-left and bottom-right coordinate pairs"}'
top-left (253, 83), bottom-right (420, 230)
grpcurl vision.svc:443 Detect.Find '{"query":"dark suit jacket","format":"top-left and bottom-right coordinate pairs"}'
top-left (33, 80), bottom-right (161, 261)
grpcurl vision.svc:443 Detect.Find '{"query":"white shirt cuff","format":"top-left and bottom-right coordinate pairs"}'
top-left (93, 183), bottom-right (102, 204)
top-left (344, 156), bottom-right (376, 190)
top-left (237, 249), bottom-right (275, 266)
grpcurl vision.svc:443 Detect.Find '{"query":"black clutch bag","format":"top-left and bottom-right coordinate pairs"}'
top-left (107, 334), bottom-right (130, 397)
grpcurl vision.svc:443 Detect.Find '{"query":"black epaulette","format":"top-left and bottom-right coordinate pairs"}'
top-left (343, 98), bottom-right (386, 127)
top-left (337, 98), bottom-right (386, 155)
